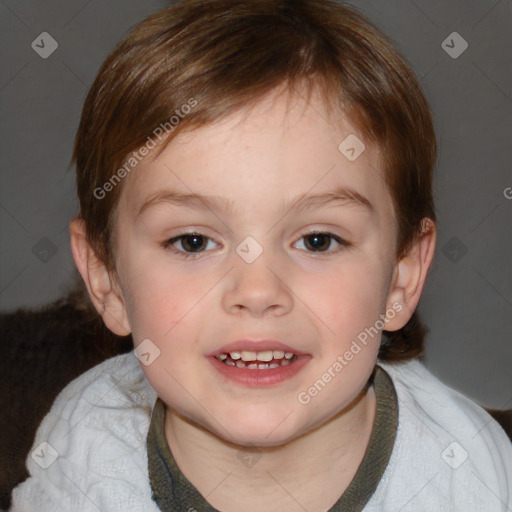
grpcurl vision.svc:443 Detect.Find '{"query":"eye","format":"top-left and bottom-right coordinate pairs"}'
top-left (162, 232), bottom-right (219, 259)
top-left (293, 231), bottom-right (349, 253)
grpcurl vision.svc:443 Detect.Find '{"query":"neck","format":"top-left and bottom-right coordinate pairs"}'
top-left (164, 380), bottom-right (377, 512)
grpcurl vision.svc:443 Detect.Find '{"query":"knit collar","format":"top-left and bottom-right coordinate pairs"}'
top-left (147, 364), bottom-right (398, 511)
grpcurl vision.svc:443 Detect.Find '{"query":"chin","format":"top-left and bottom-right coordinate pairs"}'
top-left (211, 411), bottom-right (308, 448)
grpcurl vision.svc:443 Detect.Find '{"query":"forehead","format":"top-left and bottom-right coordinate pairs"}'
top-left (118, 89), bottom-right (393, 222)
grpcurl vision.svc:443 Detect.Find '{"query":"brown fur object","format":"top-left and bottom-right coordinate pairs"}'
top-left (0, 281), bottom-right (132, 510)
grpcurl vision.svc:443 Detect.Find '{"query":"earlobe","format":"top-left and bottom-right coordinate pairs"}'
top-left (69, 217), bottom-right (132, 336)
top-left (385, 219), bottom-right (436, 331)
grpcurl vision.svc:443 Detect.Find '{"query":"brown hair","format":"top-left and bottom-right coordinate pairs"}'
top-left (71, 0), bottom-right (436, 362)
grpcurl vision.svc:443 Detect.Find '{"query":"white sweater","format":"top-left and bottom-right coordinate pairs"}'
top-left (10, 353), bottom-right (512, 511)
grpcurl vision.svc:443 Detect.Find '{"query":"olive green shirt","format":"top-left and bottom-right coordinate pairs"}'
top-left (147, 365), bottom-right (398, 511)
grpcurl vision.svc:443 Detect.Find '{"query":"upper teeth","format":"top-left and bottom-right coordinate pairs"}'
top-left (219, 350), bottom-right (294, 362)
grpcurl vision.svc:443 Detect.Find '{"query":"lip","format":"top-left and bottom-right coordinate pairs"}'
top-left (207, 339), bottom-right (312, 388)
top-left (208, 339), bottom-right (308, 357)
top-left (208, 353), bottom-right (312, 388)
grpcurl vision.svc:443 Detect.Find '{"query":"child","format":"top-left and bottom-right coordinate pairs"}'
top-left (11, 0), bottom-right (512, 510)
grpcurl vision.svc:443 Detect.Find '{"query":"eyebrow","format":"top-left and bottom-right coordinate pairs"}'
top-left (136, 185), bottom-right (373, 218)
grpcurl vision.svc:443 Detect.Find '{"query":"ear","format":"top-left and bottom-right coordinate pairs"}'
top-left (384, 218), bottom-right (436, 330)
top-left (69, 217), bottom-right (131, 336)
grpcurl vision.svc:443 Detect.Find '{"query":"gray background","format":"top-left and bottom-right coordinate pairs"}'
top-left (1, 0), bottom-right (511, 408)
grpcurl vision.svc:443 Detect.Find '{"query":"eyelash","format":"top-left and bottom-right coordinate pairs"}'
top-left (161, 231), bottom-right (350, 260)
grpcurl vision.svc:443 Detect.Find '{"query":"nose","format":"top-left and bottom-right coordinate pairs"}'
top-left (222, 246), bottom-right (294, 318)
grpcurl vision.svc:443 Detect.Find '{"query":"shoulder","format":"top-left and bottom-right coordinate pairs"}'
top-left (381, 359), bottom-right (511, 450)
top-left (365, 359), bottom-right (512, 511)
top-left (10, 353), bottom-right (160, 511)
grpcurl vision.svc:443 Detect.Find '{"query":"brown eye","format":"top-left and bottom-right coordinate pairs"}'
top-left (304, 233), bottom-right (332, 252)
top-left (163, 232), bottom-right (218, 259)
top-left (179, 234), bottom-right (208, 252)
top-left (294, 231), bottom-right (348, 253)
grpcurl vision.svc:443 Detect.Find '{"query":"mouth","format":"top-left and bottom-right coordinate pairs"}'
top-left (215, 349), bottom-right (298, 369)
top-left (208, 341), bottom-right (311, 387)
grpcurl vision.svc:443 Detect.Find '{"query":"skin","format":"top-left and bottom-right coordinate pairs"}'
top-left (70, 86), bottom-right (436, 512)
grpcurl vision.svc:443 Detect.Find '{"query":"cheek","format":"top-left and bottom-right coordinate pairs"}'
top-left (308, 258), bottom-right (390, 345)
top-left (122, 261), bottom-right (197, 343)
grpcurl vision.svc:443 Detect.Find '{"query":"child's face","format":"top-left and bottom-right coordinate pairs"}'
top-left (111, 89), bottom-right (401, 446)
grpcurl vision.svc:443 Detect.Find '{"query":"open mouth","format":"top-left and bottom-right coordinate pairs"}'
top-left (215, 350), bottom-right (298, 369)
top-left (208, 341), bottom-right (310, 387)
